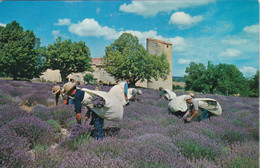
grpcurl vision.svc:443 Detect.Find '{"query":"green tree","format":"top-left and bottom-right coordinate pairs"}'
top-left (202, 61), bottom-right (218, 94)
top-left (252, 70), bottom-right (259, 96)
top-left (246, 70), bottom-right (259, 97)
top-left (184, 62), bottom-right (206, 92)
top-left (0, 21), bottom-right (42, 80)
top-left (83, 73), bottom-right (96, 84)
top-left (215, 64), bottom-right (245, 95)
top-left (184, 62), bottom-right (249, 96)
top-left (104, 33), bottom-right (170, 86)
top-left (45, 37), bottom-right (93, 82)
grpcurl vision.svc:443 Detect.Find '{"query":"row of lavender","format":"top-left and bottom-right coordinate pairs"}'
top-left (0, 80), bottom-right (258, 167)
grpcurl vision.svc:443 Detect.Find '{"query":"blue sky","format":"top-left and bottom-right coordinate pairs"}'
top-left (0, 0), bottom-right (259, 77)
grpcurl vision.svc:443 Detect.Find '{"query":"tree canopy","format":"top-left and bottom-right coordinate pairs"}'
top-left (184, 61), bottom-right (259, 97)
top-left (104, 33), bottom-right (170, 86)
top-left (0, 21), bottom-right (42, 80)
top-left (44, 37), bottom-right (93, 82)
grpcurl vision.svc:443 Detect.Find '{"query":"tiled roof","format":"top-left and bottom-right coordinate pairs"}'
top-left (147, 38), bottom-right (172, 45)
top-left (92, 57), bottom-right (103, 66)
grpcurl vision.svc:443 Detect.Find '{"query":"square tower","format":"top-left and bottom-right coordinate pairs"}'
top-left (147, 38), bottom-right (173, 90)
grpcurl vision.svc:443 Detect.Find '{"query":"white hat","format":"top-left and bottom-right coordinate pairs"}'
top-left (184, 95), bottom-right (192, 100)
top-left (137, 89), bottom-right (142, 95)
top-left (63, 82), bottom-right (76, 94)
top-left (52, 85), bottom-right (60, 95)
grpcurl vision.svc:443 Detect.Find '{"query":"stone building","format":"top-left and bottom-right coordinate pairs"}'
top-left (146, 38), bottom-right (173, 90)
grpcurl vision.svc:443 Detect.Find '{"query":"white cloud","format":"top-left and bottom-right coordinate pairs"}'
top-left (51, 30), bottom-right (68, 39)
top-left (123, 30), bottom-right (190, 52)
top-left (68, 18), bottom-right (190, 51)
top-left (69, 18), bottom-right (119, 40)
top-left (239, 66), bottom-right (257, 77)
top-left (177, 59), bottom-right (191, 64)
top-left (243, 24), bottom-right (259, 34)
top-left (221, 38), bottom-right (248, 45)
top-left (218, 48), bottom-right (241, 57)
top-left (51, 30), bottom-right (61, 38)
top-left (54, 19), bottom-right (71, 26)
top-left (169, 12), bottom-right (203, 29)
top-left (0, 22), bottom-right (6, 27)
top-left (119, 0), bottom-right (215, 17)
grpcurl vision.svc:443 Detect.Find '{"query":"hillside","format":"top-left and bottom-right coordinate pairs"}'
top-left (0, 80), bottom-right (259, 167)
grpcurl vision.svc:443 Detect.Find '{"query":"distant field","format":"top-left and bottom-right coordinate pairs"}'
top-left (172, 76), bottom-right (185, 82)
top-left (172, 81), bottom-right (186, 88)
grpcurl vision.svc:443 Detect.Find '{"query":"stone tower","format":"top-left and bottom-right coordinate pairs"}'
top-left (147, 38), bottom-right (172, 90)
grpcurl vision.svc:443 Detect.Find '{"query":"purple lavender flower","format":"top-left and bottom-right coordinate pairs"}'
top-left (1, 116), bottom-right (55, 148)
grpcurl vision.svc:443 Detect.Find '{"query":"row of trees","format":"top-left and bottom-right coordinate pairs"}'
top-left (0, 21), bottom-right (169, 85)
top-left (185, 62), bottom-right (259, 97)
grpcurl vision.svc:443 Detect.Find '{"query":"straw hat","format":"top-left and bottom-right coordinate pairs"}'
top-left (63, 82), bottom-right (76, 94)
top-left (137, 89), bottom-right (142, 95)
top-left (190, 93), bottom-right (194, 98)
top-left (52, 85), bottom-right (60, 95)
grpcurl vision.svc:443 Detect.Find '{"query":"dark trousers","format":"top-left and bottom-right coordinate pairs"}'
top-left (91, 112), bottom-right (104, 140)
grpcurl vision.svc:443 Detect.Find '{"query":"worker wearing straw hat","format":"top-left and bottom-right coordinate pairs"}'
top-left (52, 85), bottom-right (73, 106)
top-left (127, 88), bottom-right (142, 102)
top-left (63, 82), bottom-right (124, 140)
top-left (52, 85), bottom-right (62, 106)
top-left (182, 95), bottom-right (199, 123)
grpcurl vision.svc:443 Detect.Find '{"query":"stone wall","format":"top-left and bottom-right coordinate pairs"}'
top-left (146, 38), bottom-right (173, 90)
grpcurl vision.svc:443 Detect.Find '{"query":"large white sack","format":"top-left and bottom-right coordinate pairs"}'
top-left (164, 89), bottom-right (177, 100)
top-left (81, 88), bottom-right (124, 121)
top-left (168, 95), bottom-right (188, 112)
top-left (108, 82), bottom-right (127, 106)
top-left (196, 98), bottom-right (222, 116)
top-left (168, 96), bottom-right (222, 116)
top-left (127, 88), bottom-right (134, 100)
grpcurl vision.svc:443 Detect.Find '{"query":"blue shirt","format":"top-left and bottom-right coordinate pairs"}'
top-left (73, 89), bottom-right (85, 114)
top-left (160, 89), bottom-right (167, 97)
top-left (123, 80), bottom-right (128, 96)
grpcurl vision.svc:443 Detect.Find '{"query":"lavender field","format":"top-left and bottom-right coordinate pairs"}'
top-left (0, 80), bottom-right (259, 168)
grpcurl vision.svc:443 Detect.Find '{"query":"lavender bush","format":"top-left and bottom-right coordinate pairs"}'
top-left (32, 104), bottom-right (75, 126)
top-left (1, 116), bottom-right (55, 148)
top-left (0, 104), bottom-right (29, 127)
top-left (0, 129), bottom-right (32, 168)
top-left (216, 141), bottom-right (259, 168)
top-left (59, 124), bottom-right (92, 151)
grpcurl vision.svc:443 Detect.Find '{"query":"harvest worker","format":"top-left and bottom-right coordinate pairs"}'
top-left (95, 80), bottom-right (103, 91)
top-left (127, 88), bottom-right (142, 102)
top-left (52, 85), bottom-right (74, 105)
top-left (122, 76), bottom-right (130, 102)
top-left (52, 85), bottom-right (62, 106)
top-left (63, 82), bottom-right (124, 140)
top-left (159, 87), bottom-right (177, 101)
top-left (182, 95), bottom-right (199, 123)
